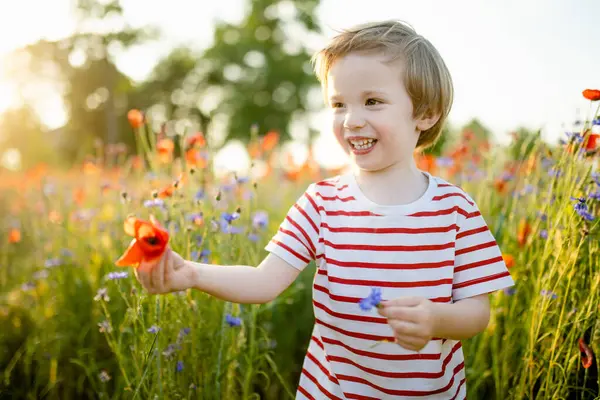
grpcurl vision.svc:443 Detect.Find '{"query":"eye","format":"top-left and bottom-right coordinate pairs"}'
top-left (365, 98), bottom-right (382, 106)
top-left (331, 102), bottom-right (344, 108)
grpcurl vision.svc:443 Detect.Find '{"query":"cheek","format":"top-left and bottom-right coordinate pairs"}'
top-left (332, 117), bottom-right (349, 154)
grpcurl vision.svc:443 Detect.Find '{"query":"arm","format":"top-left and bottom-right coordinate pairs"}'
top-left (187, 253), bottom-right (301, 304)
top-left (432, 293), bottom-right (491, 340)
top-left (135, 250), bottom-right (301, 305)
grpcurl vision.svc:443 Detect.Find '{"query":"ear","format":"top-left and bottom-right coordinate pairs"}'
top-left (416, 112), bottom-right (441, 132)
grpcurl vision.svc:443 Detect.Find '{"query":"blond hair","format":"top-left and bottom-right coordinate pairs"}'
top-left (312, 20), bottom-right (454, 151)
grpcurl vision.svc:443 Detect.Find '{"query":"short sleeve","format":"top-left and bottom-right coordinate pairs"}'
top-left (452, 196), bottom-right (515, 301)
top-left (264, 183), bottom-right (321, 271)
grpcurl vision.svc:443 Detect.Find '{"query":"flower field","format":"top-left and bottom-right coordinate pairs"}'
top-left (1, 93), bottom-right (599, 399)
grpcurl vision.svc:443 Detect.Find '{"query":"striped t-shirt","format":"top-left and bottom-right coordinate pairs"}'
top-left (265, 171), bottom-right (515, 400)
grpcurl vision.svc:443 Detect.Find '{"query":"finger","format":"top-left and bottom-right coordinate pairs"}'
top-left (135, 266), bottom-right (152, 293)
top-left (389, 320), bottom-right (420, 337)
top-left (378, 306), bottom-right (419, 323)
top-left (151, 250), bottom-right (168, 292)
top-left (395, 336), bottom-right (424, 352)
top-left (381, 296), bottom-right (422, 308)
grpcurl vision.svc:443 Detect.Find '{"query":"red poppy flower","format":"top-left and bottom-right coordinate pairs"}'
top-left (502, 254), bottom-right (515, 269)
top-left (8, 228), bottom-right (21, 244)
top-left (127, 109), bottom-right (144, 128)
top-left (115, 215), bottom-right (170, 268)
top-left (584, 133), bottom-right (599, 151)
top-left (517, 219), bottom-right (531, 247)
top-left (579, 338), bottom-right (594, 369)
top-left (261, 131), bottom-right (279, 151)
top-left (582, 89), bottom-right (600, 101)
top-left (186, 132), bottom-right (206, 149)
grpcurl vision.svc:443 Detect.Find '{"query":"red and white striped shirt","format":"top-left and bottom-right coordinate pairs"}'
top-left (265, 171), bottom-right (515, 400)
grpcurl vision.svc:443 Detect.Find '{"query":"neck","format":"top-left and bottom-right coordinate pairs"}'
top-left (352, 159), bottom-right (429, 206)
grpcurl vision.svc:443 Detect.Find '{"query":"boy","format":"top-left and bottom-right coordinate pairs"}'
top-left (135, 20), bottom-right (515, 399)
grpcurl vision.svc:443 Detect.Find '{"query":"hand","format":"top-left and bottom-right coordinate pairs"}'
top-left (377, 296), bottom-right (439, 352)
top-left (134, 247), bottom-right (194, 294)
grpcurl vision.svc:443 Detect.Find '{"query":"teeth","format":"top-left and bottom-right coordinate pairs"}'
top-left (349, 138), bottom-right (376, 150)
top-left (349, 138), bottom-right (374, 145)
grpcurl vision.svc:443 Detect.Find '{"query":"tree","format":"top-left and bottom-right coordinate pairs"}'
top-left (3, 0), bottom-right (157, 164)
top-left (152, 0), bottom-right (323, 148)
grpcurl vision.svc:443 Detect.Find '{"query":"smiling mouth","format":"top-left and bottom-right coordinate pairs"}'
top-left (348, 138), bottom-right (378, 150)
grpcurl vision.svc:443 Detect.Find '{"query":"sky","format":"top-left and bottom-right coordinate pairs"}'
top-left (0, 0), bottom-right (599, 171)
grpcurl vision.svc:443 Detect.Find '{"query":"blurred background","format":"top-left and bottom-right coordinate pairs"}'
top-left (0, 0), bottom-right (598, 174)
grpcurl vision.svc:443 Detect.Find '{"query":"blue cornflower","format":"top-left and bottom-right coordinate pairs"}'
top-left (162, 343), bottom-right (180, 359)
top-left (540, 289), bottom-right (558, 300)
top-left (199, 249), bottom-right (210, 262)
top-left (225, 314), bottom-right (242, 327)
top-left (143, 199), bottom-right (165, 208)
top-left (359, 288), bottom-right (382, 311)
top-left (548, 168), bottom-right (562, 178)
top-left (221, 211), bottom-right (240, 223)
top-left (592, 172), bottom-right (600, 186)
top-left (176, 361), bottom-right (184, 372)
top-left (589, 191), bottom-right (600, 200)
top-left (592, 119), bottom-right (600, 126)
top-left (540, 229), bottom-right (548, 239)
top-left (537, 211), bottom-right (548, 222)
top-left (248, 233), bottom-right (259, 242)
top-left (45, 258), bottom-right (62, 268)
top-left (252, 211), bottom-right (269, 229)
top-left (566, 132), bottom-right (584, 143)
top-left (503, 287), bottom-right (516, 296)
top-left (178, 327), bottom-right (191, 338)
top-left (570, 197), bottom-right (595, 221)
top-left (147, 325), bottom-right (161, 334)
top-left (435, 157), bottom-right (454, 168)
top-left (194, 189), bottom-right (205, 201)
top-left (60, 248), bottom-right (74, 258)
top-left (107, 271), bottom-right (128, 280)
top-left (186, 212), bottom-right (203, 223)
top-left (237, 176), bottom-right (250, 184)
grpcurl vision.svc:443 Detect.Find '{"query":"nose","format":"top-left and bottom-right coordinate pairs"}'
top-left (343, 108), bottom-right (366, 130)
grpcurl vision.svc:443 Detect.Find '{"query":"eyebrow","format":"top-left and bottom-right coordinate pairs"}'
top-left (328, 90), bottom-right (386, 101)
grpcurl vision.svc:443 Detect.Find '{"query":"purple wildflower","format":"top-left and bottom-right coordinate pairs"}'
top-left (541, 289), bottom-right (558, 299)
top-left (147, 325), bottom-right (161, 334)
top-left (33, 270), bottom-right (49, 280)
top-left (252, 211), bottom-right (269, 229)
top-left (435, 157), bottom-right (454, 168)
top-left (106, 271), bottom-right (128, 280)
top-left (98, 320), bottom-right (112, 333)
top-left (21, 282), bottom-right (36, 291)
top-left (548, 168), bottom-right (562, 178)
top-left (60, 248), bottom-right (74, 258)
top-left (143, 199), bottom-right (165, 208)
top-left (248, 233), bottom-right (259, 242)
top-left (99, 370), bottom-right (111, 382)
top-left (221, 211), bottom-right (240, 223)
top-left (540, 230), bottom-right (548, 239)
top-left (570, 197), bottom-right (595, 221)
top-left (503, 287), bottom-right (516, 296)
top-left (176, 361), bottom-right (184, 372)
top-left (45, 258), bottom-right (62, 268)
top-left (162, 343), bottom-right (180, 359)
top-left (94, 288), bottom-right (110, 302)
top-left (194, 189), bottom-right (205, 201)
top-left (177, 327), bottom-right (191, 343)
top-left (589, 191), bottom-right (600, 200)
top-left (359, 288), bottom-right (382, 311)
top-left (225, 314), bottom-right (242, 327)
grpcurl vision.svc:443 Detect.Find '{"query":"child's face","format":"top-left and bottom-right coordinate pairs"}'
top-left (326, 52), bottom-right (431, 173)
